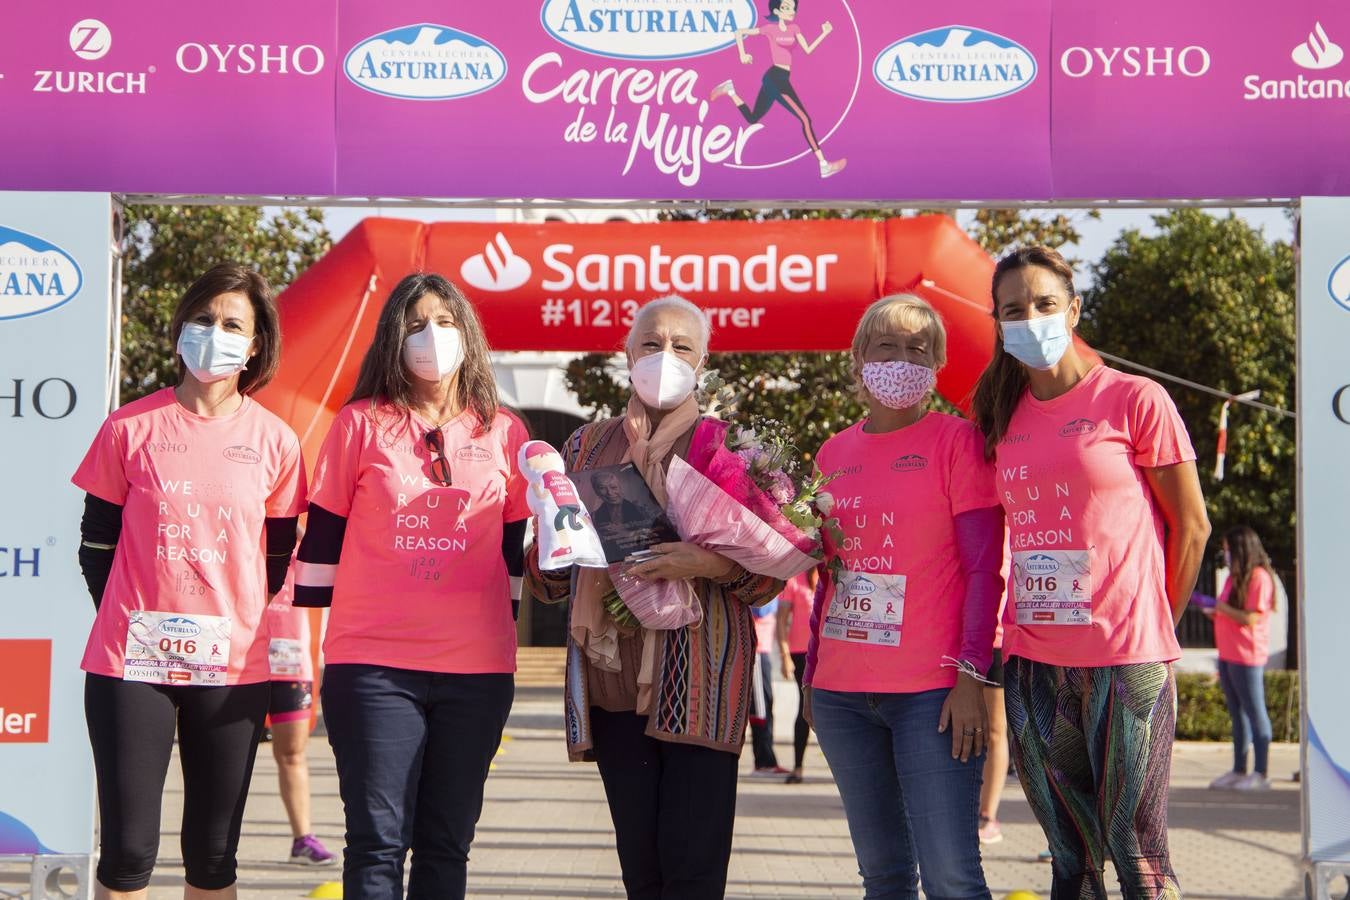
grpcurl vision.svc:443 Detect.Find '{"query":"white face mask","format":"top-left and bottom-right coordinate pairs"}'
top-left (1000, 311), bottom-right (1072, 370)
top-left (861, 361), bottom-right (936, 410)
top-left (630, 351), bottom-right (698, 410)
top-left (177, 323), bottom-right (253, 384)
top-left (402, 322), bottom-right (465, 382)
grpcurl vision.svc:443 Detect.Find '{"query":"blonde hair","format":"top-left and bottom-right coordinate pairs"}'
top-left (625, 294), bottom-right (712, 354)
top-left (849, 294), bottom-right (948, 397)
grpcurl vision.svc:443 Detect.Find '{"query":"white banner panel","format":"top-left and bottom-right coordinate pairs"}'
top-left (0, 192), bottom-right (111, 856)
top-left (1299, 197), bottom-right (1350, 863)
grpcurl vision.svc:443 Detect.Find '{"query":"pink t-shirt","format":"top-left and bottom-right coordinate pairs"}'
top-left (1215, 567), bottom-right (1275, 666)
top-left (752, 606), bottom-right (778, 652)
top-left (996, 365), bottom-right (1195, 667)
top-left (811, 413), bottom-right (998, 694)
top-left (780, 572), bottom-right (815, 655)
top-left (763, 21), bottom-right (801, 68)
top-left (265, 565), bottom-right (314, 682)
top-left (308, 402), bottom-right (530, 674)
top-left (72, 389), bottom-right (306, 685)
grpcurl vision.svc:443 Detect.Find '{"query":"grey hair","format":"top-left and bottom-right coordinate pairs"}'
top-left (625, 294), bottom-right (712, 354)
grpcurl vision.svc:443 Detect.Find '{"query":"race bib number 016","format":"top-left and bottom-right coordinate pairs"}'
top-left (1012, 549), bottom-right (1092, 625)
top-left (123, 611), bottom-right (231, 686)
top-left (269, 638), bottom-right (305, 678)
top-left (823, 572), bottom-right (905, 647)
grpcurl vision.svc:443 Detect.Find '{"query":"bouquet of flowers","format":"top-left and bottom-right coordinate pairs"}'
top-left (608, 372), bottom-right (842, 626)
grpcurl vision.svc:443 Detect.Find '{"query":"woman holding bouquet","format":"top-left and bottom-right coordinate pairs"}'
top-left (525, 295), bottom-right (783, 900)
top-left (804, 294), bottom-right (1003, 899)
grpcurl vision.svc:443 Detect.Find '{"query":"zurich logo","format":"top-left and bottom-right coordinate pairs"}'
top-left (1330, 254), bottom-right (1350, 312)
top-left (874, 26), bottom-right (1037, 103)
top-left (460, 233), bottom-right (531, 292)
top-left (344, 24), bottom-right (507, 100)
top-left (540, 0), bottom-right (757, 60)
top-left (158, 617), bottom-right (202, 638)
top-left (1024, 554), bottom-right (1060, 575)
top-left (0, 226), bottom-right (83, 321)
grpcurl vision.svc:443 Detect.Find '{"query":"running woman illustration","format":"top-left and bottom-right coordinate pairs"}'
top-left (710, 0), bottom-right (847, 178)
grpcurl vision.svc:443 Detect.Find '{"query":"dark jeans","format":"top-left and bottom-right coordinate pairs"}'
top-left (749, 652), bottom-right (778, 769)
top-left (1218, 659), bottom-right (1272, 775)
top-left (590, 707), bottom-right (739, 899)
top-left (812, 688), bottom-right (990, 900)
top-left (791, 651), bottom-right (810, 769)
top-left (322, 664), bottom-right (514, 900)
top-left (85, 674), bottom-right (269, 891)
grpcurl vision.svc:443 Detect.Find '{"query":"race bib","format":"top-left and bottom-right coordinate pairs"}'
top-left (123, 611), bottom-right (231, 686)
top-left (822, 571), bottom-right (905, 647)
top-left (1012, 549), bottom-right (1092, 625)
top-left (268, 638), bottom-right (305, 678)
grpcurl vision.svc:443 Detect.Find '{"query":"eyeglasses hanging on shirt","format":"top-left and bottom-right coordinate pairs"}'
top-left (424, 428), bottom-right (453, 487)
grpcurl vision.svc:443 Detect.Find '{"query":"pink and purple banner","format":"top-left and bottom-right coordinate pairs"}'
top-left (1, 0), bottom-right (1347, 200)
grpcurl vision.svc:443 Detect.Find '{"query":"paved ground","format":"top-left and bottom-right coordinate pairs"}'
top-left (1, 681), bottom-right (1305, 899)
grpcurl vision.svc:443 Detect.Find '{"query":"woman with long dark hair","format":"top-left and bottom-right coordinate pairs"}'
top-left (971, 246), bottom-right (1211, 899)
top-left (294, 273), bottom-right (530, 899)
top-left (1206, 525), bottom-right (1277, 791)
top-left (74, 263), bottom-right (305, 899)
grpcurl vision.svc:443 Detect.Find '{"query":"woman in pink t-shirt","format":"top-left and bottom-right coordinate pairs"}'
top-left (1205, 526), bottom-right (1277, 791)
top-left (804, 294), bottom-right (1004, 899)
top-left (971, 245), bottom-right (1211, 899)
top-left (709, 0), bottom-right (847, 178)
top-left (73, 264), bottom-right (306, 898)
top-left (294, 273), bottom-right (529, 900)
top-left (776, 568), bottom-right (818, 783)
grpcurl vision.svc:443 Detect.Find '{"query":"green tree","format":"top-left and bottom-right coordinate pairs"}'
top-left (564, 209), bottom-right (1092, 464)
top-left (119, 205), bottom-right (330, 404)
top-left (1080, 209), bottom-right (1296, 570)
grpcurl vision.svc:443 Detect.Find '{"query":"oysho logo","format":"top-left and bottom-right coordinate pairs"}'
top-left (1292, 22), bottom-right (1344, 70)
top-left (460, 233), bottom-right (532, 291)
top-left (891, 454), bottom-right (928, 472)
top-left (541, 0), bottom-right (757, 60)
top-left (1023, 553), bottom-right (1060, 575)
top-left (176, 43), bottom-right (325, 76)
top-left (456, 445), bottom-right (493, 462)
top-left (145, 441), bottom-right (188, 454)
top-left (223, 445), bottom-right (261, 464)
top-left (69, 19), bottom-right (111, 60)
top-left (158, 617), bottom-right (202, 638)
top-left (846, 575), bottom-right (877, 596)
top-left (874, 26), bottom-right (1037, 103)
top-left (0, 226), bottom-right (83, 321)
top-left (1059, 45), bottom-right (1210, 79)
top-left (1329, 254), bottom-right (1350, 312)
top-left (1059, 418), bottom-right (1097, 437)
top-left (345, 24), bottom-right (507, 100)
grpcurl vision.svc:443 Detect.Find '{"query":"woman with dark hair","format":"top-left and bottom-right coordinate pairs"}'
top-left (526, 294), bottom-right (782, 900)
top-left (1206, 525), bottom-right (1277, 791)
top-left (73, 263), bottom-right (306, 899)
top-left (294, 273), bottom-right (530, 900)
top-left (971, 246), bottom-right (1211, 899)
top-left (709, 0), bottom-right (847, 178)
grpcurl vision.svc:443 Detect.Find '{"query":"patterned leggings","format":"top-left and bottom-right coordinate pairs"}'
top-left (1005, 656), bottom-right (1181, 900)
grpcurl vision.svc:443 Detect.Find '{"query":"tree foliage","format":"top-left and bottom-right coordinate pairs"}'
top-left (1079, 210), bottom-right (1296, 569)
top-left (119, 205), bottom-right (330, 404)
top-left (563, 208), bottom-right (1093, 464)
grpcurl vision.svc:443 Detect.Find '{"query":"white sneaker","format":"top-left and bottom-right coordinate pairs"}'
top-left (1234, 773), bottom-right (1271, 791)
top-left (710, 79), bottom-right (735, 101)
top-left (820, 159), bottom-right (847, 178)
top-left (1209, 770), bottom-right (1245, 790)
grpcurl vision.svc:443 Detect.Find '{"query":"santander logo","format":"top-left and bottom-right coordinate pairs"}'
top-left (460, 233), bottom-right (532, 292)
top-left (1292, 22), bottom-right (1344, 70)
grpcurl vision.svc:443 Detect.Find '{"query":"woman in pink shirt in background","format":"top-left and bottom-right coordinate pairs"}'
top-left (74, 264), bottom-right (305, 899)
top-left (972, 246), bottom-right (1211, 900)
top-left (776, 569), bottom-right (818, 784)
top-left (294, 273), bottom-right (530, 900)
top-left (1206, 526), bottom-right (1277, 791)
top-left (804, 294), bottom-right (1003, 899)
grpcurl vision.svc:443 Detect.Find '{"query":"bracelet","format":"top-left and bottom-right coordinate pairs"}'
top-left (81, 541), bottom-right (116, 551)
top-left (941, 656), bottom-right (999, 687)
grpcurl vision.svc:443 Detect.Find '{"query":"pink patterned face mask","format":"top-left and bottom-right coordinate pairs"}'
top-left (860, 361), bottom-right (936, 410)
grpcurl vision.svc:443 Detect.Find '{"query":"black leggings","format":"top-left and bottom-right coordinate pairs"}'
top-left (85, 674), bottom-right (269, 891)
top-left (735, 66), bottom-right (821, 154)
top-left (792, 652), bottom-right (810, 769)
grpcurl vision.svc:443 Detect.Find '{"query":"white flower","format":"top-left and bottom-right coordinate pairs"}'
top-left (815, 491), bottom-right (835, 516)
top-left (731, 426), bottom-right (761, 450)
